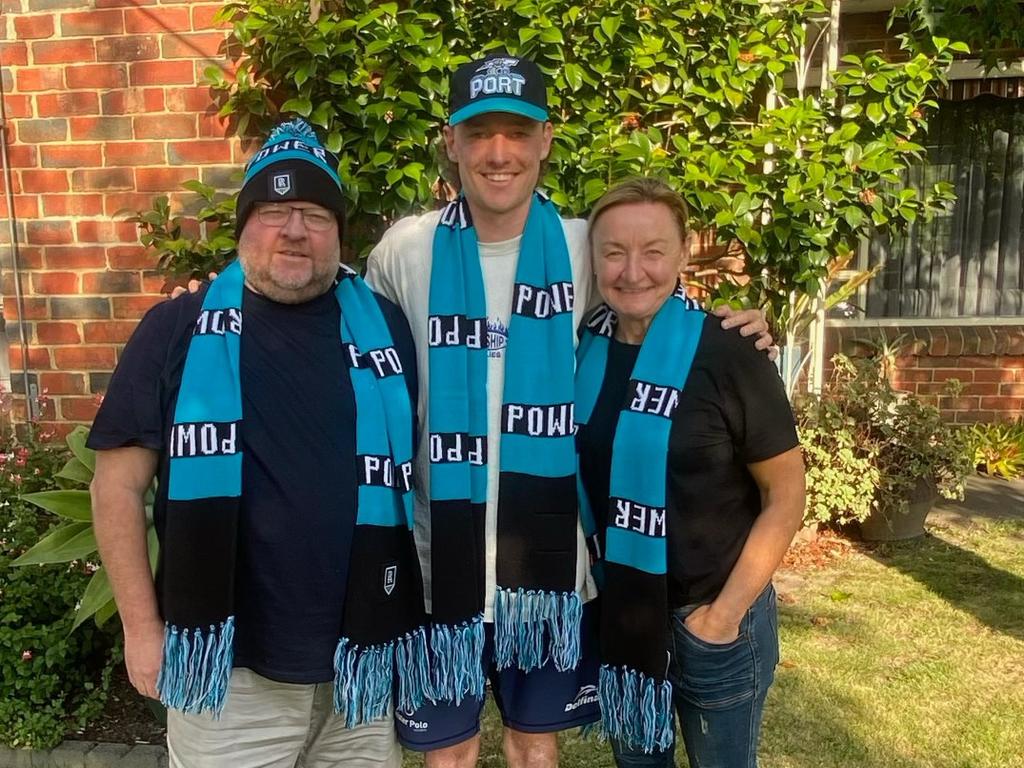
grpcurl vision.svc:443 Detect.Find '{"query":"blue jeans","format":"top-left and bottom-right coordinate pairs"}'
top-left (611, 584), bottom-right (779, 768)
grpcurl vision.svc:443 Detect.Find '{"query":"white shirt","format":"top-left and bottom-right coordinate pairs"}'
top-left (366, 210), bottom-right (599, 619)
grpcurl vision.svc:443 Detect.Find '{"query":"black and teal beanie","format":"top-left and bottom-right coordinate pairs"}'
top-left (235, 118), bottom-right (345, 236)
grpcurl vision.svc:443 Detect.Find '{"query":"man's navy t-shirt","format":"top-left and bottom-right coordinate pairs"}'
top-left (87, 283), bottom-right (418, 684)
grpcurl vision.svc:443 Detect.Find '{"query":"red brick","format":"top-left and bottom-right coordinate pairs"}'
top-left (161, 31), bottom-right (226, 59)
top-left (16, 118), bottom-right (67, 143)
top-left (130, 60), bottom-right (194, 86)
top-left (10, 245), bottom-right (42, 270)
top-left (71, 168), bottom-right (134, 191)
top-left (35, 91), bottom-right (99, 117)
top-left (26, 220), bottom-right (73, 245)
top-left (82, 270), bottom-right (140, 293)
top-left (100, 87), bottom-right (165, 114)
top-left (980, 396), bottom-right (1024, 411)
top-left (999, 383), bottom-right (1024, 397)
top-left (997, 356), bottom-right (1024, 370)
top-left (197, 111), bottom-right (229, 138)
top-left (107, 245), bottom-right (154, 269)
top-left (14, 14), bottom-right (55, 38)
top-left (44, 245), bottom-right (107, 268)
top-left (83, 320), bottom-right (138, 343)
top-left (60, 9), bottom-right (125, 36)
top-left (931, 368), bottom-right (973, 383)
top-left (957, 355), bottom-right (998, 368)
top-left (124, 6), bottom-right (190, 33)
top-left (974, 368), bottom-right (1017, 383)
top-left (65, 63), bottom-right (128, 89)
top-left (42, 194), bottom-right (104, 216)
top-left (53, 346), bottom-right (117, 370)
top-left (191, 3), bottom-right (228, 30)
top-left (939, 395), bottom-right (979, 411)
top-left (891, 368), bottom-right (932, 384)
top-left (75, 220), bottom-right (137, 243)
top-left (2, 42), bottom-right (28, 66)
top-left (95, 0), bottom-right (157, 6)
top-left (20, 169), bottom-right (69, 193)
top-left (170, 85), bottom-right (216, 113)
top-left (3, 94), bottom-right (33, 119)
top-left (136, 166), bottom-right (196, 191)
top-left (133, 113), bottom-right (196, 139)
top-left (71, 116), bottom-right (133, 142)
top-left (36, 321), bottom-right (82, 344)
top-left (40, 144), bottom-right (102, 169)
top-left (16, 67), bottom-right (64, 91)
top-left (10, 346), bottom-right (52, 370)
top-left (6, 145), bottom-right (37, 168)
top-left (104, 140), bottom-right (165, 166)
top-left (167, 139), bottom-right (231, 165)
top-left (60, 396), bottom-right (102, 421)
top-left (32, 39), bottom-right (96, 64)
top-left (113, 295), bottom-right (161, 318)
top-left (961, 382), bottom-right (1000, 397)
top-left (39, 371), bottom-right (86, 395)
top-left (3, 297), bottom-right (48, 321)
top-left (97, 34), bottom-right (158, 62)
top-left (104, 192), bottom-right (161, 217)
top-left (0, 195), bottom-right (41, 219)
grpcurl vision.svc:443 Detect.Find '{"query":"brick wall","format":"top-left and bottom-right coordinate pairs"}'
top-left (1, 0), bottom-right (237, 435)
top-left (826, 325), bottom-right (1024, 424)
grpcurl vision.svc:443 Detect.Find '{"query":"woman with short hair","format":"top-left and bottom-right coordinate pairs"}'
top-left (576, 177), bottom-right (805, 768)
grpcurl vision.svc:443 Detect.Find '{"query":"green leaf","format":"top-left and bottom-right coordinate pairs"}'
top-left (13, 522), bottom-right (95, 565)
top-left (72, 567), bottom-right (114, 632)
top-left (65, 425), bottom-right (95, 473)
top-left (842, 206), bottom-right (864, 228)
top-left (20, 490), bottom-right (93, 522)
top-left (600, 16), bottom-right (620, 41)
top-left (865, 102), bottom-right (885, 126)
top-left (280, 97), bottom-right (313, 117)
top-left (652, 74), bottom-right (671, 97)
top-left (56, 457), bottom-right (93, 486)
top-left (93, 597), bottom-right (119, 628)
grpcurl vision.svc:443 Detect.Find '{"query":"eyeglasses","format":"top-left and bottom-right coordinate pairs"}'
top-left (255, 204), bottom-right (336, 232)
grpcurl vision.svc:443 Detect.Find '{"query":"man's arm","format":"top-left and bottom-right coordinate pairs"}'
top-left (683, 447), bottom-right (805, 643)
top-left (92, 447), bottom-right (162, 699)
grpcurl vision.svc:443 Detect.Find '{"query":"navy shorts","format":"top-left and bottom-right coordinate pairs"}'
top-left (396, 601), bottom-right (601, 751)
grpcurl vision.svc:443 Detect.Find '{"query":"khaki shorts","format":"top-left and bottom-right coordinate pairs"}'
top-left (167, 668), bottom-right (401, 768)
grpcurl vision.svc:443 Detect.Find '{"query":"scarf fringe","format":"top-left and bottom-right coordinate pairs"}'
top-left (158, 617), bottom-right (235, 717)
top-left (598, 665), bottom-right (674, 754)
top-left (428, 614), bottom-right (486, 705)
top-left (394, 626), bottom-right (434, 714)
top-left (493, 588), bottom-right (582, 673)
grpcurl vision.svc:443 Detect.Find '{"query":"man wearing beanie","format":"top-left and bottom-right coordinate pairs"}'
top-left (90, 118), bottom-right (426, 768)
top-left (366, 53), bottom-right (771, 768)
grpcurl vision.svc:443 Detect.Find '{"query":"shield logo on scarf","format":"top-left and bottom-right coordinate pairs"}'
top-left (271, 172), bottom-right (292, 196)
top-left (383, 564), bottom-right (397, 596)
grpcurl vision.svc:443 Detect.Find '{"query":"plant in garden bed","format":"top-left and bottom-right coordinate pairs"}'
top-left (796, 354), bottom-right (973, 536)
top-left (0, 420), bottom-right (120, 749)
top-left (970, 420), bottom-right (1024, 481)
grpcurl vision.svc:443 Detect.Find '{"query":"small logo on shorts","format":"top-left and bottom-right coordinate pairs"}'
top-left (272, 172), bottom-right (292, 196)
top-left (396, 708), bottom-right (428, 731)
top-left (383, 564), bottom-right (397, 596)
top-left (564, 684), bottom-right (599, 713)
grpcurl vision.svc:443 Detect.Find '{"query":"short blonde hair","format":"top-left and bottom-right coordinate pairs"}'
top-left (588, 177), bottom-right (689, 246)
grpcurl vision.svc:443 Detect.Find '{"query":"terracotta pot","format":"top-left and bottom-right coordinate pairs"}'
top-left (860, 477), bottom-right (937, 541)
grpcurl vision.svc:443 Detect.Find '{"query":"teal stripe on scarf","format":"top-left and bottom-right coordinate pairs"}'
top-left (574, 285), bottom-right (704, 753)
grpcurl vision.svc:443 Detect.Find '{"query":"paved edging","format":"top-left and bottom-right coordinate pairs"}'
top-left (0, 742), bottom-right (166, 768)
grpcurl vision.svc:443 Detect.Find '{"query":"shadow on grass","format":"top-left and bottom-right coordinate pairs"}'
top-left (865, 530), bottom-right (1024, 642)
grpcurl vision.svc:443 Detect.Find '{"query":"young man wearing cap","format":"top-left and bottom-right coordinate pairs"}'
top-left (90, 119), bottom-right (428, 768)
top-left (366, 54), bottom-right (773, 768)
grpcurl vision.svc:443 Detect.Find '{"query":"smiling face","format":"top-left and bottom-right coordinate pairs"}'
top-left (590, 201), bottom-right (687, 332)
top-left (237, 202), bottom-right (340, 304)
top-left (442, 112), bottom-right (553, 241)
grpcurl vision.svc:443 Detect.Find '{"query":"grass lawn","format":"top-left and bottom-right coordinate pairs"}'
top-left (405, 516), bottom-right (1024, 767)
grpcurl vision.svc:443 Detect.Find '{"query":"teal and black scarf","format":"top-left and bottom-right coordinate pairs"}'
top-left (575, 284), bottom-right (704, 753)
top-left (159, 259), bottom-right (430, 725)
top-left (426, 192), bottom-right (581, 703)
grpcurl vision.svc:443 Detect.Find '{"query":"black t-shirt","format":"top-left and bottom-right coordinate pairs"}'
top-left (87, 283), bottom-right (417, 684)
top-left (577, 315), bottom-right (798, 608)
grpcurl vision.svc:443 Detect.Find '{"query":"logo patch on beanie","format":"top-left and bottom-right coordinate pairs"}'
top-left (271, 172), bottom-right (293, 197)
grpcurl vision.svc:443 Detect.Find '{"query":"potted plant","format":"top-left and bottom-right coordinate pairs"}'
top-left (805, 354), bottom-right (973, 541)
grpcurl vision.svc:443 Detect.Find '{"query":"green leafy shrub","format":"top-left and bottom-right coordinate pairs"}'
top-left (796, 353), bottom-right (974, 528)
top-left (0, 426), bottom-right (120, 749)
top-left (970, 420), bottom-right (1024, 480)
top-left (132, 0), bottom-right (960, 333)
